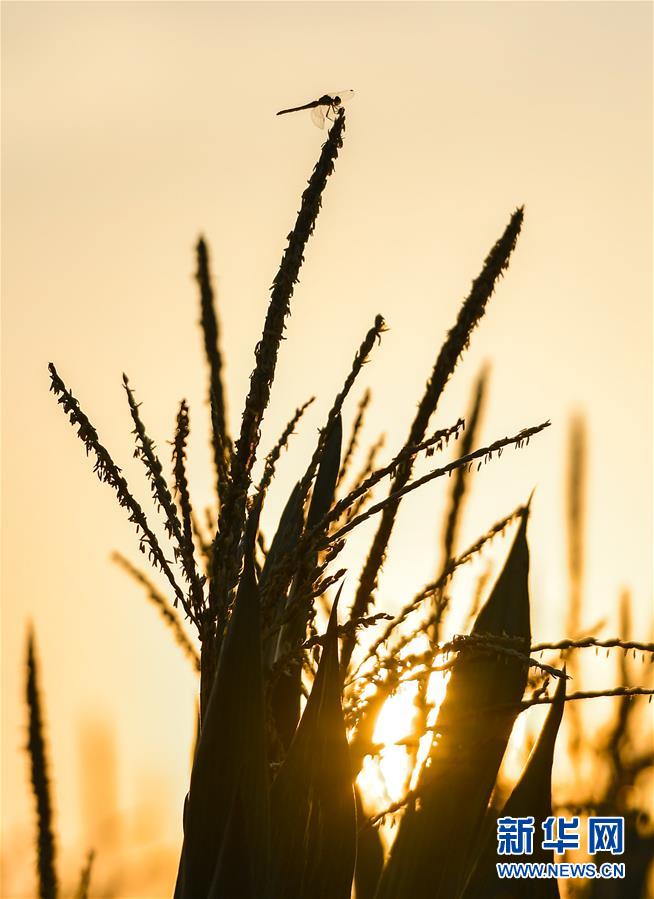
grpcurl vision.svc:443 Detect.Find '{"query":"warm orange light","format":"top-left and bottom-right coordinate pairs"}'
top-left (358, 660), bottom-right (451, 809)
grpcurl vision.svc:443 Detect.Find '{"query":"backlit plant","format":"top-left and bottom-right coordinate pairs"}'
top-left (29, 100), bottom-right (654, 899)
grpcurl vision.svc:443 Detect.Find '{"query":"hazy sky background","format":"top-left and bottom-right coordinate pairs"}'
top-left (2, 2), bottom-right (652, 895)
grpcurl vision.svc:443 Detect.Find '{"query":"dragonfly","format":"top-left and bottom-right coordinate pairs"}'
top-left (276, 90), bottom-right (354, 129)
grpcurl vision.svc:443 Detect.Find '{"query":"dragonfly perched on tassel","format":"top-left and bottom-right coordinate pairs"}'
top-left (276, 90), bottom-right (354, 128)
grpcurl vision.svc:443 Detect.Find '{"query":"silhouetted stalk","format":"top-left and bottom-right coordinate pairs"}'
top-left (351, 504), bottom-right (528, 678)
top-left (209, 110), bottom-right (347, 643)
top-left (48, 364), bottom-right (188, 616)
top-left (349, 636), bottom-right (567, 712)
top-left (253, 397), bottom-right (315, 518)
top-left (74, 851), bottom-right (94, 899)
top-left (264, 315), bottom-right (386, 747)
top-left (124, 378), bottom-right (205, 621)
top-left (196, 236), bottom-right (231, 506)
top-left (398, 636), bottom-right (568, 681)
top-left (326, 422), bottom-right (548, 549)
top-left (437, 367), bottom-right (487, 629)
top-left (269, 613), bottom-right (392, 681)
top-left (260, 313), bottom-right (387, 659)
top-left (243, 397), bottom-right (314, 613)
top-left (297, 315), bottom-right (386, 512)
top-left (191, 510), bottom-right (213, 574)
top-left (260, 418), bottom-right (465, 613)
top-left (172, 401), bottom-right (205, 619)
top-left (489, 686), bottom-right (654, 713)
top-left (304, 612), bottom-right (392, 649)
top-left (343, 208), bottom-right (524, 670)
top-left (404, 370), bottom-right (487, 786)
top-left (338, 389), bottom-right (371, 487)
top-left (26, 631), bottom-right (58, 899)
top-left (124, 374), bottom-right (183, 535)
top-left (42, 88), bottom-right (654, 899)
top-left (341, 433), bottom-right (385, 522)
top-left (327, 421), bottom-right (463, 536)
top-left (530, 636), bottom-right (654, 654)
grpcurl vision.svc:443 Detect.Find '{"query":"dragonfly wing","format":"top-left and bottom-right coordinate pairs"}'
top-left (334, 89), bottom-right (355, 105)
top-left (310, 105), bottom-right (326, 129)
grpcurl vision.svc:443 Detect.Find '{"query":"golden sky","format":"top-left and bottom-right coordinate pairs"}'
top-left (2, 2), bottom-right (652, 895)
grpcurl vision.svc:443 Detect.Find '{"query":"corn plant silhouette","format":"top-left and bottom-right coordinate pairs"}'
top-left (24, 630), bottom-right (94, 898)
top-left (37, 98), bottom-right (654, 899)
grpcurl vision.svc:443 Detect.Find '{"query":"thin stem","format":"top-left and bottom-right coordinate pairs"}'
top-left (338, 389), bottom-right (371, 487)
top-left (123, 377), bottom-right (205, 622)
top-left (326, 422), bottom-right (549, 548)
top-left (210, 109), bottom-right (347, 627)
top-left (48, 364), bottom-right (188, 616)
top-left (26, 630), bottom-right (58, 899)
top-left (350, 504), bottom-right (527, 678)
top-left (531, 637), bottom-right (654, 655)
top-left (172, 400), bottom-right (206, 622)
top-left (344, 207), bottom-right (525, 670)
top-left (196, 236), bottom-right (231, 506)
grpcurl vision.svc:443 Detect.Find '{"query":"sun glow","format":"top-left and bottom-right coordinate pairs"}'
top-left (357, 659), bottom-right (451, 812)
top-left (373, 682), bottom-right (418, 801)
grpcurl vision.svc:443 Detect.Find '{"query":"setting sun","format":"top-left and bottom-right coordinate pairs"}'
top-left (357, 661), bottom-right (451, 810)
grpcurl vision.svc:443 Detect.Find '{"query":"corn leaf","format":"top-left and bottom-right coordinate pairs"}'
top-left (260, 481), bottom-right (305, 596)
top-left (262, 480), bottom-right (306, 677)
top-left (175, 547), bottom-right (269, 899)
top-left (376, 512), bottom-right (532, 899)
top-left (461, 672), bottom-right (566, 899)
top-left (307, 413), bottom-right (343, 528)
top-left (270, 415), bottom-right (343, 747)
top-left (270, 593), bottom-right (356, 899)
